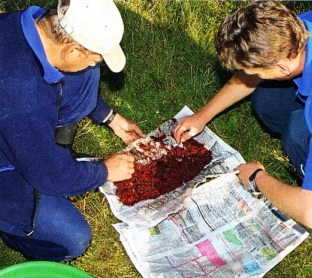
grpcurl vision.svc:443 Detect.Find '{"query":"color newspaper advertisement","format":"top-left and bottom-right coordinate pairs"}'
top-left (100, 106), bottom-right (309, 277)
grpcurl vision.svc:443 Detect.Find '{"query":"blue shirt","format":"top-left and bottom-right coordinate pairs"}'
top-left (293, 12), bottom-right (312, 190)
top-left (0, 6), bottom-right (111, 231)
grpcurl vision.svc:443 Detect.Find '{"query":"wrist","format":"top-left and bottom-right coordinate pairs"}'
top-left (197, 109), bottom-right (212, 125)
top-left (248, 168), bottom-right (264, 192)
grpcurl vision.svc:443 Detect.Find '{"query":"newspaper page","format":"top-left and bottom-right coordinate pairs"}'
top-left (99, 106), bottom-right (309, 277)
top-left (114, 173), bottom-right (309, 278)
top-left (100, 106), bottom-right (245, 228)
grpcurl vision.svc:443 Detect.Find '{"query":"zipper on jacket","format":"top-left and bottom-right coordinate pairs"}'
top-left (56, 83), bottom-right (63, 127)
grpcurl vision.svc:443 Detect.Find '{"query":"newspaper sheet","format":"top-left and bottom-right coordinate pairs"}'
top-left (114, 174), bottom-right (308, 277)
top-left (100, 106), bottom-right (245, 228)
top-left (99, 106), bottom-right (309, 277)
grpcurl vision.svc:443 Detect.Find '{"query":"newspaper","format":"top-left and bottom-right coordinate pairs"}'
top-left (100, 106), bottom-right (245, 228)
top-left (99, 106), bottom-right (309, 277)
top-left (114, 174), bottom-right (308, 277)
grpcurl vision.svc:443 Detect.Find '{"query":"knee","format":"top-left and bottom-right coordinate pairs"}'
top-left (281, 114), bottom-right (310, 177)
top-left (39, 216), bottom-right (92, 261)
top-left (40, 219), bottom-right (91, 261)
top-left (282, 125), bottom-right (297, 151)
top-left (251, 88), bottom-right (264, 115)
top-left (282, 110), bottom-right (310, 154)
top-left (250, 87), bottom-right (264, 117)
top-left (62, 220), bottom-right (92, 259)
top-left (1, 223), bottom-right (91, 262)
top-left (250, 87), bottom-right (274, 129)
top-left (282, 126), bottom-right (309, 158)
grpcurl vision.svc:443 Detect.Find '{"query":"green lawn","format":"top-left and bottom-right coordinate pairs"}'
top-left (0, 1), bottom-right (312, 277)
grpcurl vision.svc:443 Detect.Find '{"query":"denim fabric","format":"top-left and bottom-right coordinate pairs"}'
top-left (0, 194), bottom-right (91, 261)
top-left (251, 80), bottom-right (311, 178)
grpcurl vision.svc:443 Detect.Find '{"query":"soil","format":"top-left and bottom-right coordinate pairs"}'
top-left (114, 136), bottom-right (213, 206)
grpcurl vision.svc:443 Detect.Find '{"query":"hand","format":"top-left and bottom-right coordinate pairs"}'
top-left (237, 161), bottom-right (265, 188)
top-left (104, 153), bottom-right (135, 182)
top-left (174, 114), bottom-right (206, 144)
top-left (108, 113), bottom-right (144, 144)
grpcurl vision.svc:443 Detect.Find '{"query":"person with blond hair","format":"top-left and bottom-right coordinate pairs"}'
top-left (175, 0), bottom-right (312, 228)
top-left (0, 0), bottom-right (143, 260)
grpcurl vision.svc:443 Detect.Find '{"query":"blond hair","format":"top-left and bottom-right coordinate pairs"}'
top-left (215, 0), bottom-right (310, 70)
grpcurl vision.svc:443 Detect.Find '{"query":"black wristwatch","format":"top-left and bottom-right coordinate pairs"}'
top-left (248, 168), bottom-right (264, 192)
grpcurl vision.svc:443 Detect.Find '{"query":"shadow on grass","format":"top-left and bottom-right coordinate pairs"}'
top-left (1, 1), bottom-right (312, 278)
top-left (0, 2), bottom-right (220, 276)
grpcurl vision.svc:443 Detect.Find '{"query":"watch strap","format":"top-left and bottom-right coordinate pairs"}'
top-left (248, 168), bottom-right (263, 192)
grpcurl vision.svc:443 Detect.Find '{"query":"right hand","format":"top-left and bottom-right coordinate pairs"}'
top-left (104, 153), bottom-right (135, 182)
top-left (174, 114), bottom-right (206, 144)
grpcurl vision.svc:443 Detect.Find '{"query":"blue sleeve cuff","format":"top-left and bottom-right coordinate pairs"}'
top-left (88, 95), bottom-right (112, 124)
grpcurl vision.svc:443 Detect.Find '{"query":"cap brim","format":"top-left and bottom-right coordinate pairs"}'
top-left (102, 45), bottom-right (126, 73)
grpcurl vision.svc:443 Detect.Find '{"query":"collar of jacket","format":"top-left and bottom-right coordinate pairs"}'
top-left (21, 6), bottom-right (64, 84)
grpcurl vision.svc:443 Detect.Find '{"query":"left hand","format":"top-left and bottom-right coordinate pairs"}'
top-left (237, 161), bottom-right (265, 188)
top-left (108, 113), bottom-right (144, 144)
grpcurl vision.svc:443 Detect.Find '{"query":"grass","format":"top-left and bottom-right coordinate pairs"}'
top-left (0, 0), bottom-right (312, 277)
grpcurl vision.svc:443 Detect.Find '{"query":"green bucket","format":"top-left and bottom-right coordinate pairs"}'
top-left (0, 261), bottom-right (93, 278)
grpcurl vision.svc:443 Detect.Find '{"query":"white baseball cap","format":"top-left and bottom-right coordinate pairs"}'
top-left (57, 0), bottom-right (126, 72)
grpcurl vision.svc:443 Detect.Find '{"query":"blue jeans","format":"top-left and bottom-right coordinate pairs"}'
top-left (0, 194), bottom-right (91, 261)
top-left (251, 80), bottom-right (311, 178)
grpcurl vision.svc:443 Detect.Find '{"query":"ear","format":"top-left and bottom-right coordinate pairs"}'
top-left (276, 60), bottom-right (292, 76)
top-left (60, 43), bottom-right (85, 62)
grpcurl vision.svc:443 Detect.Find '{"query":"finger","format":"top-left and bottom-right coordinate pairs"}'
top-left (122, 134), bottom-right (133, 145)
top-left (174, 121), bottom-right (182, 132)
top-left (126, 154), bottom-right (135, 162)
top-left (132, 125), bottom-right (145, 138)
top-left (174, 126), bottom-right (187, 143)
top-left (179, 126), bottom-right (198, 143)
top-left (187, 126), bottom-right (198, 137)
top-left (124, 132), bottom-right (141, 145)
top-left (119, 153), bottom-right (134, 162)
top-left (180, 131), bottom-right (191, 143)
top-left (129, 164), bottom-right (135, 173)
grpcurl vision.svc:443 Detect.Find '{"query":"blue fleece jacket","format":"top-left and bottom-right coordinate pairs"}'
top-left (0, 6), bottom-right (111, 232)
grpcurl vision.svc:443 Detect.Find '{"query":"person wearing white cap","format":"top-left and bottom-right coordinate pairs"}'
top-left (0, 0), bottom-right (143, 261)
top-left (57, 0), bottom-right (126, 73)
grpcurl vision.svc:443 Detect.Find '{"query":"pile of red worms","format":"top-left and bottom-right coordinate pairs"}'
top-left (114, 137), bottom-right (212, 206)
